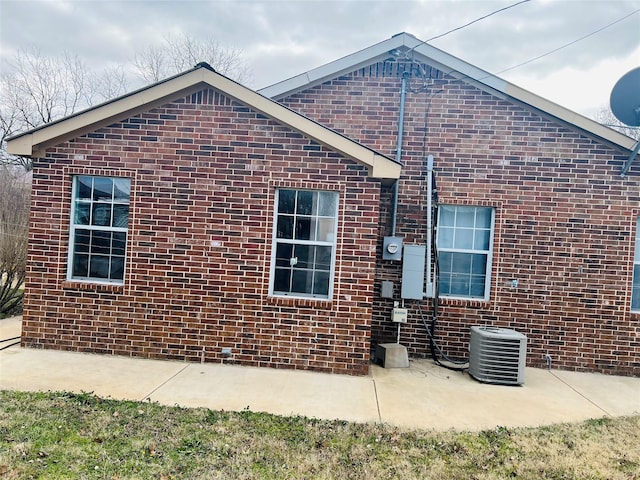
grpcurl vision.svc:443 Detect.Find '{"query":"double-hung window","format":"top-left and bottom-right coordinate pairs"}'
top-left (270, 189), bottom-right (338, 299)
top-left (68, 175), bottom-right (130, 284)
top-left (632, 219), bottom-right (640, 311)
top-left (437, 205), bottom-right (495, 300)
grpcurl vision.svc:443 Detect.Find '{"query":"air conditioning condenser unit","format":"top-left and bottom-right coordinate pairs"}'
top-left (469, 326), bottom-right (527, 385)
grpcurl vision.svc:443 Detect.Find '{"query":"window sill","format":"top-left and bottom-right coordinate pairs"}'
top-left (61, 280), bottom-right (124, 293)
top-left (437, 296), bottom-right (490, 308)
top-left (266, 295), bottom-right (334, 310)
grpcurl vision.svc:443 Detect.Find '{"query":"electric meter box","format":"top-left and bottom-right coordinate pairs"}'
top-left (383, 236), bottom-right (403, 261)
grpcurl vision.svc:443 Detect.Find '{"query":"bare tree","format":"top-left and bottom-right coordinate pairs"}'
top-left (1, 37), bottom-right (250, 170)
top-left (0, 48), bottom-right (129, 170)
top-left (0, 39), bottom-right (249, 315)
top-left (3, 48), bottom-right (87, 128)
top-left (594, 106), bottom-right (640, 141)
top-left (0, 166), bottom-right (30, 315)
top-left (133, 33), bottom-right (252, 85)
top-left (86, 65), bottom-right (130, 106)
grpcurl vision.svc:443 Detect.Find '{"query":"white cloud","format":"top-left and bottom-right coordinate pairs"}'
top-left (1, 0), bottom-right (638, 117)
top-left (504, 43), bottom-right (640, 118)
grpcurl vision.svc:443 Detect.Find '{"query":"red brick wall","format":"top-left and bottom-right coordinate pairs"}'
top-left (280, 62), bottom-right (640, 376)
top-left (22, 88), bottom-right (381, 375)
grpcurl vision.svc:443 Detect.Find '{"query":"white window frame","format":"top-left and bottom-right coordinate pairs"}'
top-left (67, 175), bottom-right (130, 284)
top-left (631, 218), bottom-right (640, 311)
top-left (269, 189), bottom-right (339, 300)
top-left (436, 205), bottom-right (495, 301)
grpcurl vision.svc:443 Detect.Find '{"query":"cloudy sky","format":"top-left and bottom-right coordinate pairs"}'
top-left (1, 0), bottom-right (639, 119)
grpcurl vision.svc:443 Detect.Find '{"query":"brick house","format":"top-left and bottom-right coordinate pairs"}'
top-left (7, 64), bottom-right (400, 375)
top-left (8, 33), bottom-right (639, 376)
top-left (261, 33), bottom-right (639, 376)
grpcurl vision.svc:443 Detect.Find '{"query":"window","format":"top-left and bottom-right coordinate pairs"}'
top-left (632, 219), bottom-right (640, 310)
top-left (270, 189), bottom-right (338, 299)
top-left (68, 176), bottom-right (130, 283)
top-left (437, 205), bottom-right (495, 300)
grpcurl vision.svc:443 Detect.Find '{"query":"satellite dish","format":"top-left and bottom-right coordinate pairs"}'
top-left (610, 67), bottom-right (640, 126)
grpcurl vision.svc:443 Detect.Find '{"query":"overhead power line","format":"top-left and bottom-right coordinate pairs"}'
top-left (419, 7), bottom-right (640, 94)
top-left (494, 8), bottom-right (640, 75)
top-left (406, 0), bottom-right (531, 55)
top-left (423, 0), bottom-right (531, 44)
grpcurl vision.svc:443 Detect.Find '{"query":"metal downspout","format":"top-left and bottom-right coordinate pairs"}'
top-left (426, 154), bottom-right (434, 295)
top-left (391, 72), bottom-right (409, 236)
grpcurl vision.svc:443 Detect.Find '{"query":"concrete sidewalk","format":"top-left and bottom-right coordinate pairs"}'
top-left (1, 318), bottom-right (638, 431)
top-left (0, 316), bottom-right (21, 349)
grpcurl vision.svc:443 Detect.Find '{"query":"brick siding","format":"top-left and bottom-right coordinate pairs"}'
top-left (22, 89), bottom-right (380, 375)
top-left (280, 62), bottom-right (640, 376)
top-left (22, 61), bottom-right (640, 377)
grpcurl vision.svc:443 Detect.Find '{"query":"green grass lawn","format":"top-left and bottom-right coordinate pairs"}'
top-left (0, 389), bottom-right (638, 479)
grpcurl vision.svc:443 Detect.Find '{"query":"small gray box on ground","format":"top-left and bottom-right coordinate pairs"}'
top-left (374, 343), bottom-right (409, 368)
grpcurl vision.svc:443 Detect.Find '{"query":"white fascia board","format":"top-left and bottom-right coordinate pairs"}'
top-left (6, 70), bottom-right (208, 157)
top-left (411, 40), bottom-right (636, 151)
top-left (259, 32), bottom-right (636, 154)
top-left (7, 66), bottom-right (400, 179)
top-left (259, 34), bottom-right (412, 99)
top-left (503, 83), bottom-right (638, 151)
top-left (410, 42), bottom-right (508, 94)
top-left (206, 70), bottom-right (400, 179)
top-left (5, 136), bottom-right (34, 157)
top-left (258, 33), bottom-right (507, 99)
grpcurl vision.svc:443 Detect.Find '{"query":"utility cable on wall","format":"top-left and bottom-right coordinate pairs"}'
top-left (400, 5), bottom-right (639, 371)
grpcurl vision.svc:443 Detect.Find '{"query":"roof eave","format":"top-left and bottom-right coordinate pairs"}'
top-left (259, 32), bottom-right (637, 155)
top-left (6, 68), bottom-right (211, 157)
top-left (259, 34), bottom-right (415, 99)
top-left (6, 66), bottom-right (400, 181)
top-left (504, 83), bottom-right (638, 151)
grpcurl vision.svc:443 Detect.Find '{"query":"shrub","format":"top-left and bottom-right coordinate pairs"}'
top-left (0, 166), bottom-right (30, 315)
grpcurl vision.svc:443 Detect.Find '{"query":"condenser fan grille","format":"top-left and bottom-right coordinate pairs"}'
top-left (469, 326), bottom-right (527, 385)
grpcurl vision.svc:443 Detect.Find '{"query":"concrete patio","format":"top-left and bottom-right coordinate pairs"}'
top-left (1, 316), bottom-right (638, 431)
